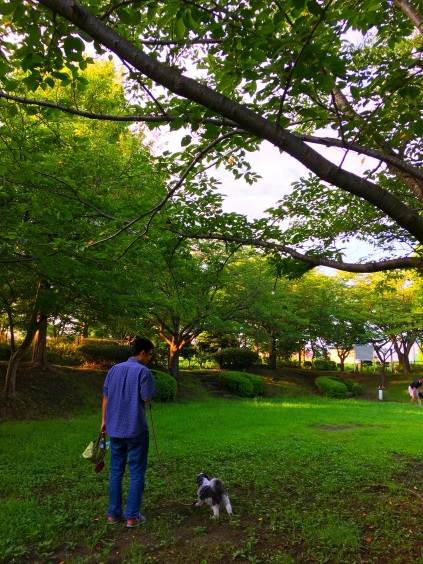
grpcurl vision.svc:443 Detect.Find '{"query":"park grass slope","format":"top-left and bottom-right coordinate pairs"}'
top-left (1, 362), bottom-right (423, 563)
top-left (0, 361), bottom-right (414, 423)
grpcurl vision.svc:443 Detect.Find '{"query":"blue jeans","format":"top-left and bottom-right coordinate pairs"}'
top-left (108, 431), bottom-right (149, 519)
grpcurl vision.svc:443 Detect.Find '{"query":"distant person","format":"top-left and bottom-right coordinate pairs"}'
top-left (101, 337), bottom-right (156, 528)
top-left (408, 378), bottom-right (423, 407)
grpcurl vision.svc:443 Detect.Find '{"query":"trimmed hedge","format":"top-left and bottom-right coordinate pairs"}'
top-left (244, 373), bottom-right (264, 395)
top-left (212, 348), bottom-right (258, 370)
top-left (151, 370), bottom-right (178, 402)
top-left (219, 371), bottom-right (263, 397)
top-left (344, 379), bottom-right (363, 396)
top-left (315, 376), bottom-right (348, 399)
top-left (313, 359), bottom-right (338, 371)
top-left (77, 342), bottom-right (130, 365)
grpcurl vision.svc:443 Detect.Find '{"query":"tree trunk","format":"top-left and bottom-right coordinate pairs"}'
top-left (392, 340), bottom-right (413, 374)
top-left (267, 336), bottom-right (277, 369)
top-left (6, 305), bottom-right (16, 352)
top-left (168, 345), bottom-right (180, 379)
top-left (338, 352), bottom-right (347, 372)
top-left (380, 363), bottom-right (387, 389)
top-left (4, 319), bottom-right (39, 398)
top-left (82, 322), bottom-right (89, 338)
top-left (398, 351), bottom-right (411, 374)
top-left (4, 281), bottom-right (47, 398)
top-left (32, 313), bottom-right (49, 368)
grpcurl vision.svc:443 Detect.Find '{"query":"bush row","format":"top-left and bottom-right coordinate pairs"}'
top-left (219, 371), bottom-right (263, 397)
top-left (315, 376), bottom-right (363, 399)
top-left (0, 341), bottom-right (262, 371)
top-left (315, 376), bottom-right (348, 398)
top-left (344, 378), bottom-right (363, 396)
top-left (212, 348), bottom-right (258, 370)
top-left (304, 359), bottom-right (338, 371)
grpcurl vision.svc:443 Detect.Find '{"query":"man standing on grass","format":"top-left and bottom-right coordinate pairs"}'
top-left (408, 378), bottom-right (423, 407)
top-left (101, 337), bottom-right (156, 528)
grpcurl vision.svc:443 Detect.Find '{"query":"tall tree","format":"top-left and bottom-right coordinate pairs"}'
top-left (1, 1), bottom-right (423, 273)
top-left (129, 238), bottom-right (259, 378)
top-left (1, 62), bottom-right (165, 397)
top-left (353, 271), bottom-right (423, 374)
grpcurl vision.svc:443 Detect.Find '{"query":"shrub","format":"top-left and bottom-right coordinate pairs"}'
top-left (278, 359), bottom-right (299, 368)
top-left (244, 373), bottom-right (264, 395)
top-left (350, 382), bottom-right (363, 396)
top-left (315, 376), bottom-right (348, 399)
top-left (212, 348), bottom-right (258, 370)
top-left (0, 343), bottom-right (11, 360)
top-left (151, 370), bottom-right (177, 402)
top-left (313, 359), bottom-right (338, 371)
top-left (149, 346), bottom-right (169, 372)
top-left (303, 360), bottom-right (312, 369)
top-left (77, 342), bottom-right (130, 365)
top-left (46, 350), bottom-right (82, 366)
top-left (344, 379), bottom-right (363, 396)
top-left (44, 341), bottom-right (83, 366)
top-left (219, 371), bottom-right (254, 397)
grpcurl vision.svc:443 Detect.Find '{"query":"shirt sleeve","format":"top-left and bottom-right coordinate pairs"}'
top-left (140, 367), bottom-right (156, 400)
top-left (103, 370), bottom-right (111, 397)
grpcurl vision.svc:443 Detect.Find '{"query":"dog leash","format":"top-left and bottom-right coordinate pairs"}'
top-left (148, 403), bottom-right (193, 507)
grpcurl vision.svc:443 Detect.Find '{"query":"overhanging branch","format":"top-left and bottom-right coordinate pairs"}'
top-left (168, 229), bottom-right (423, 273)
top-left (3, 90), bottom-right (423, 184)
top-left (36, 0), bottom-right (423, 245)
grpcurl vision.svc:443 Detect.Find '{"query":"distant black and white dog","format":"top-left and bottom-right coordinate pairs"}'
top-left (195, 472), bottom-right (233, 518)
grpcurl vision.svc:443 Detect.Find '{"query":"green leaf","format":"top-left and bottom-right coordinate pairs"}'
top-left (251, 49), bottom-right (267, 63)
top-left (0, 60), bottom-right (11, 77)
top-left (414, 120), bottom-right (423, 136)
top-left (147, 4), bottom-right (157, 22)
top-left (307, 0), bottom-right (322, 16)
top-left (0, 1), bottom-right (20, 15)
top-left (63, 36), bottom-right (85, 57)
top-left (117, 8), bottom-right (132, 24)
top-left (175, 17), bottom-right (186, 39)
top-left (169, 118), bottom-right (186, 131)
top-left (181, 135), bottom-right (192, 147)
top-left (273, 11), bottom-right (286, 27)
top-left (6, 104), bottom-right (18, 117)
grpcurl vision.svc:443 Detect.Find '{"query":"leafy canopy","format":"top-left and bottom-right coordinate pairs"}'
top-left (1, 0), bottom-right (423, 274)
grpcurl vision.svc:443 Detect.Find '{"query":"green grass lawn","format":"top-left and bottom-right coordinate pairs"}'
top-left (2, 388), bottom-right (423, 563)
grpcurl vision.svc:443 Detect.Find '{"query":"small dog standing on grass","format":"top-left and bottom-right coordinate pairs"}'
top-left (195, 472), bottom-right (233, 518)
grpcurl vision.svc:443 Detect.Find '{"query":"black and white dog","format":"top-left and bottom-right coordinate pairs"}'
top-left (195, 472), bottom-right (233, 518)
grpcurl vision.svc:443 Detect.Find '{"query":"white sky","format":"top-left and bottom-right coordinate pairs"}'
top-left (216, 139), bottom-right (373, 221)
top-left (154, 128), bottom-right (382, 264)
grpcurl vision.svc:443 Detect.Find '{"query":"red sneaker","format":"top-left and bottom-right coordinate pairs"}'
top-left (126, 515), bottom-right (147, 528)
top-left (107, 514), bottom-right (125, 525)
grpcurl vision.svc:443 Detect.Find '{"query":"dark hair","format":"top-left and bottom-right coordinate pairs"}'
top-left (130, 337), bottom-right (154, 356)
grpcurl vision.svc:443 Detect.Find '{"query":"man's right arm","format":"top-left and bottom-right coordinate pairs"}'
top-left (101, 396), bottom-right (108, 433)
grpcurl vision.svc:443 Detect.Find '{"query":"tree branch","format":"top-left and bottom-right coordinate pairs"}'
top-left (4, 90), bottom-right (422, 184)
top-left (394, 0), bottom-right (423, 34)
top-left (295, 133), bottom-right (423, 183)
top-left (168, 229), bottom-right (423, 273)
top-left (0, 91), bottom-right (238, 127)
top-left (36, 0), bottom-right (423, 246)
top-left (96, 129), bottom-right (244, 254)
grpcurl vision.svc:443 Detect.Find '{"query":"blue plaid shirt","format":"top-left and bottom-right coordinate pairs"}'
top-left (103, 357), bottom-right (156, 438)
